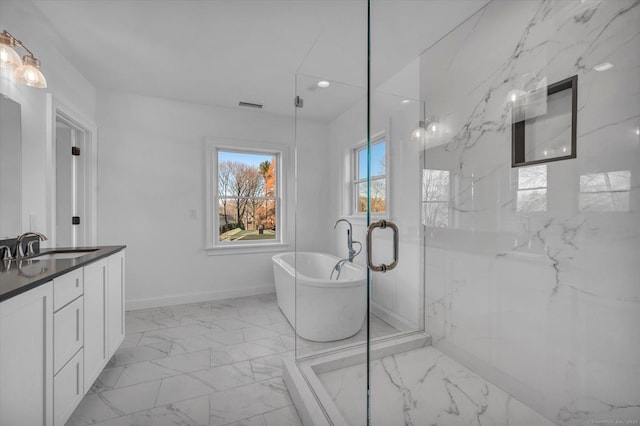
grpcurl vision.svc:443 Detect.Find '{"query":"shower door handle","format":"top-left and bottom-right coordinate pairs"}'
top-left (367, 220), bottom-right (399, 272)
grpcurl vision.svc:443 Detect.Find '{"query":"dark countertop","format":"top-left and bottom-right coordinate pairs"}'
top-left (0, 246), bottom-right (126, 303)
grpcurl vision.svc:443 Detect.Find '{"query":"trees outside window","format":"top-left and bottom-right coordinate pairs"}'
top-left (353, 137), bottom-right (387, 214)
top-left (216, 150), bottom-right (279, 243)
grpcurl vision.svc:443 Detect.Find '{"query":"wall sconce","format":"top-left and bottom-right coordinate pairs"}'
top-left (411, 117), bottom-right (440, 142)
top-left (0, 30), bottom-right (47, 88)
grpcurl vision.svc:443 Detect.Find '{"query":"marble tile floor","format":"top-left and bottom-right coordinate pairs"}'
top-left (66, 293), bottom-right (399, 426)
top-left (319, 346), bottom-right (556, 426)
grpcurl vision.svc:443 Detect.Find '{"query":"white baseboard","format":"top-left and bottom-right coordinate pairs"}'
top-left (371, 302), bottom-right (416, 332)
top-left (125, 285), bottom-right (275, 311)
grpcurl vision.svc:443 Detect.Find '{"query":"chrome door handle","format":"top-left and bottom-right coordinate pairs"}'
top-left (367, 220), bottom-right (399, 272)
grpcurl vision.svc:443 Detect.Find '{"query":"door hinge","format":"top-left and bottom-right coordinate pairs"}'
top-left (72, 146), bottom-right (80, 156)
top-left (294, 96), bottom-right (303, 108)
top-left (72, 216), bottom-right (80, 225)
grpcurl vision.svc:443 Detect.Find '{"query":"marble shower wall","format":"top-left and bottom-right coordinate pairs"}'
top-left (420, 1), bottom-right (640, 424)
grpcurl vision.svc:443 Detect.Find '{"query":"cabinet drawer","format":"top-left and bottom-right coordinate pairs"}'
top-left (54, 296), bottom-right (84, 374)
top-left (54, 268), bottom-right (83, 311)
top-left (54, 348), bottom-right (83, 426)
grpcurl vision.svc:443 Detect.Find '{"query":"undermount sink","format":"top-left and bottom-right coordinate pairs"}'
top-left (34, 249), bottom-right (99, 260)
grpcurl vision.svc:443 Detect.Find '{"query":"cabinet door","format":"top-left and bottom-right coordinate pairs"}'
top-left (0, 283), bottom-right (54, 426)
top-left (54, 296), bottom-right (84, 374)
top-left (83, 258), bottom-right (108, 391)
top-left (54, 349), bottom-right (83, 426)
top-left (107, 250), bottom-right (125, 357)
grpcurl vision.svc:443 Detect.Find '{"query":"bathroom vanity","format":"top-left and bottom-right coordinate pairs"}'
top-left (0, 246), bottom-right (126, 426)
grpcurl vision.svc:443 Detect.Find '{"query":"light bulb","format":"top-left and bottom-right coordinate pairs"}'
top-left (543, 150), bottom-right (548, 156)
top-left (14, 56), bottom-right (47, 88)
top-left (401, 99), bottom-right (410, 104)
top-left (0, 43), bottom-right (21, 70)
top-left (430, 124), bottom-right (438, 132)
top-left (411, 126), bottom-right (425, 142)
top-left (562, 147), bottom-right (567, 153)
top-left (635, 128), bottom-right (640, 136)
top-left (317, 80), bottom-right (330, 88)
top-left (507, 89), bottom-right (525, 105)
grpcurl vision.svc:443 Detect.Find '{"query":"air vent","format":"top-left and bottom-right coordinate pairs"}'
top-left (239, 101), bottom-right (263, 109)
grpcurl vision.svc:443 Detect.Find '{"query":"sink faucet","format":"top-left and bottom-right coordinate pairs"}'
top-left (15, 232), bottom-right (48, 259)
top-left (334, 219), bottom-right (361, 262)
top-left (0, 245), bottom-right (12, 261)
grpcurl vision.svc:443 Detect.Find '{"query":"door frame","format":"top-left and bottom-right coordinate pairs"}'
top-left (46, 95), bottom-right (98, 247)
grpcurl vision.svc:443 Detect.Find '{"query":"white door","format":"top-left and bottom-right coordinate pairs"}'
top-left (55, 114), bottom-right (88, 247)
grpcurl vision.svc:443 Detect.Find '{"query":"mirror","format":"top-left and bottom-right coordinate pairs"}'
top-left (0, 94), bottom-right (22, 238)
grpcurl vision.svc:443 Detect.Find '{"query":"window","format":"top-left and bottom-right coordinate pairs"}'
top-left (516, 164), bottom-right (547, 212)
top-left (208, 143), bottom-right (286, 250)
top-left (422, 169), bottom-right (450, 227)
top-left (579, 170), bottom-right (630, 212)
top-left (353, 136), bottom-right (387, 214)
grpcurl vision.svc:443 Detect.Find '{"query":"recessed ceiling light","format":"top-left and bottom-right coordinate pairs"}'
top-left (593, 62), bottom-right (614, 72)
top-left (317, 80), bottom-right (330, 88)
top-left (401, 99), bottom-right (410, 104)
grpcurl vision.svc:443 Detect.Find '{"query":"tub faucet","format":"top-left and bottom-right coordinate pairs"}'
top-left (334, 219), bottom-right (361, 262)
top-left (330, 258), bottom-right (349, 280)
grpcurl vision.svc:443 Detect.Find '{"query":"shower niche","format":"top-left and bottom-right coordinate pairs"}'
top-left (512, 75), bottom-right (577, 167)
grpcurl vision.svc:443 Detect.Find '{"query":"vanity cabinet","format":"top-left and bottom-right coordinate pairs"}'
top-left (52, 271), bottom-right (85, 426)
top-left (83, 258), bottom-right (108, 391)
top-left (107, 250), bottom-right (125, 358)
top-left (84, 251), bottom-right (126, 392)
top-left (0, 248), bottom-right (125, 426)
top-left (0, 282), bottom-right (54, 426)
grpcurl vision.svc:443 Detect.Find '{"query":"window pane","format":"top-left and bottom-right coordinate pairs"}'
top-left (357, 147), bottom-right (367, 180)
top-left (370, 178), bottom-right (386, 213)
top-left (423, 169), bottom-right (449, 202)
top-left (580, 170), bottom-right (630, 193)
top-left (357, 141), bottom-right (386, 180)
top-left (370, 141), bottom-right (386, 177)
top-left (356, 179), bottom-right (386, 213)
top-left (518, 164), bottom-right (547, 189)
top-left (356, 182), bottom-right (367, 213)
top-left (218, 198), bottom-right (277, 241)
top-left (216, 150), bottom-right (277, 244)
top-left (516, 189), bottom-right (547, 212)
top-left (422, 202), bottom-right (449, 227)
top-left (580, 192), bottom-right (629, 212)
top-left (218, 150), bottom-right (276, 199)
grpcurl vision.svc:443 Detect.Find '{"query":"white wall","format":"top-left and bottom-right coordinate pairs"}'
top-left (323, 60), bottom-right (424, 331)
top-left (420, 1), bottom-right (640, 424)
top-left (96, 90), bottom-right (331, 309)
top-left (0, 0), bottom-right (97, 240)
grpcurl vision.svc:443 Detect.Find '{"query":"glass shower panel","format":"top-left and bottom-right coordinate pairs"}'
top-left (293, 73), bottom-right (368, 360)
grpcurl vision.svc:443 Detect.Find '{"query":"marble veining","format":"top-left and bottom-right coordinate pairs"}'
top-left (66, 294), bottom-right (302, 426)
top-left (319, 346), bottom-right (555, 426)
top-left (421, 0), bottom-right (640, 424)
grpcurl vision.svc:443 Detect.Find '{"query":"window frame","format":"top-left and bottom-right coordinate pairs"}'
top-left (350, 133), bottom-right (389, 218)
top-left (205, 139), bottom-right (290, 254)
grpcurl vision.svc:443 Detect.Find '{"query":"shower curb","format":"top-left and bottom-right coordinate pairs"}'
top-left (284, 332), bottom-right (430, 425)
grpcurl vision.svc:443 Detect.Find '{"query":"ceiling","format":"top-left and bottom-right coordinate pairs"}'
top-left (30, 0), bottom-right (489, 121)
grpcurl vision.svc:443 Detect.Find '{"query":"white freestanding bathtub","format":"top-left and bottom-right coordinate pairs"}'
top-left (272, 252), bottom-right (367, 342)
